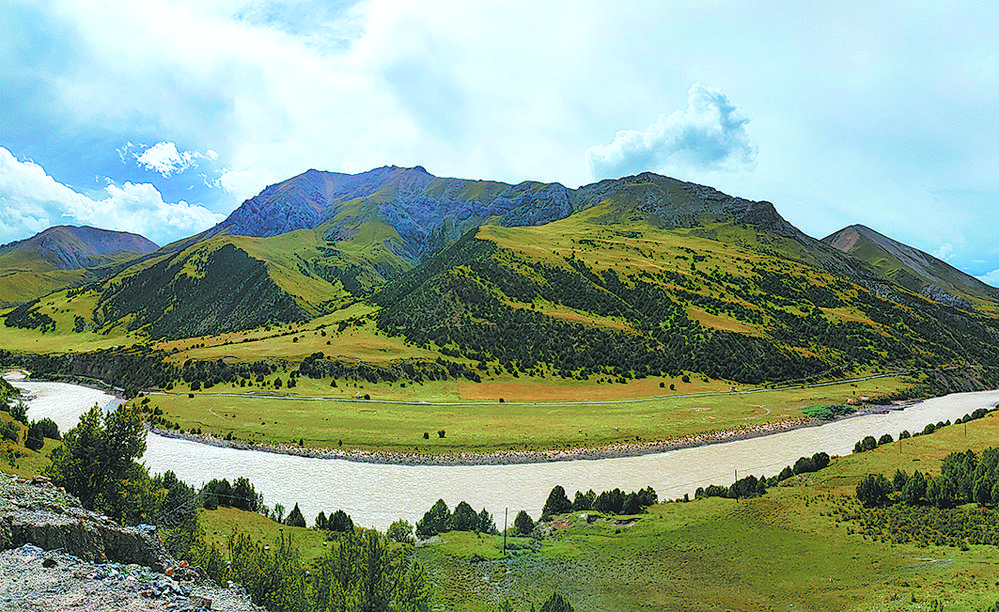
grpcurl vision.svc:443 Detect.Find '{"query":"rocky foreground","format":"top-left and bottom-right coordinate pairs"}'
top-left (0, 471), bottom-right (262, 612)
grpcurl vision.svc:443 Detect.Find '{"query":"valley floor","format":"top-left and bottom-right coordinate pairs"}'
top-left (135, 374), bottom-right (910, 463)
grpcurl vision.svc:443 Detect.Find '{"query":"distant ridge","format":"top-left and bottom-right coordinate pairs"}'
top-left (0, 226), bottom-right (158, 306)
top-left (822, 223), bottom-right (999, 311)
top-left (0, 225), bottom-right (158, 270)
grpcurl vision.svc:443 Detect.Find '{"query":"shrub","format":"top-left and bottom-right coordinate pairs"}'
top-left (329, 509), bottom-right (354, 533)
top-left (571, 489), bottom-right (595, 511)
top-left (24, 421), bottom-right (44, 451)
top-left (452, 501), bottom-right (479, 532)
top-left (542, 485), bottom-right (572, 518)
top-left (416, 499), bottom-right (451, 537)
top-left (793, 456), bottom-right (815, 475)
top-left (6, 401), bottom-right (28, 424)
top-left (35, 418), bottom-right (60, 440)
top-left (514, 510), bottom-right (534, 536)
top-left (901, 471), bottom-right (927, 505)
top-left (540, 591), bottom-right (575, 612)
top-left (856, 473), bottom-right (893, 508)
top-left (854, 436), bottom-right (878, 453)
top-left (477, 508), bottom-right (498, 534)
top-left (0, 420), bottom-right (19, 443)
top-left (878, 433), bottom-right (894, 446)
top-left (387, 519), bottom-right (415, 544)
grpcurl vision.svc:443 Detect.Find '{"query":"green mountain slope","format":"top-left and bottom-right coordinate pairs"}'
top-left (0, 225), bottom-right (157, 306)
top-left (374, 212), bottom-right (999, 384)
top-left (5, 168), bottom-right (999, 390)
top-left (823, 223), bottom-right (999, 313)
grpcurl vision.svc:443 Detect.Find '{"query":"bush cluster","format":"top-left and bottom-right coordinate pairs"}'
top-left (853, 408), bottom-right (993, 455)
top-left (189, 529), bottom-right (430, 612)
top-left (415, 499), bottom-right (498, 538)
top-left (696, 452), bottom-right (830, 500)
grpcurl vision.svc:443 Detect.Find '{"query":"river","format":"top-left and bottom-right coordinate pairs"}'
top-left (7, 372), bottom-right (999, 531)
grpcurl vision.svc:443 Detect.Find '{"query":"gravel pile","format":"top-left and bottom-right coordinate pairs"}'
top-left (0, 471), bottom-right (265, 611)
top-left (0, 543), bottom-right (263, 611)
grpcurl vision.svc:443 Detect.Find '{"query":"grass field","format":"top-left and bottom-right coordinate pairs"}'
top-left (197, 506), bottom-right (332, 564)
top-left (139, 376), bottom-right (910, 454)
top-left (0, 288), bottom-right (139, 353)
top-left (0, 411), bottom-right (61, 479)
top-left (414, 411), bottom-right (999, 611)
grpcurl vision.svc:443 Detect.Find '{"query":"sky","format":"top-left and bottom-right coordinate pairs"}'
top-left (2, 1), bottom-right (998, 285)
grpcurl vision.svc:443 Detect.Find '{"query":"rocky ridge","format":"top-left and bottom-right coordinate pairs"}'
top-left (0, 471), bottom-right (261, 612)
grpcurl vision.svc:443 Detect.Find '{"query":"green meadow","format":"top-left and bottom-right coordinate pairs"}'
top-left (139, 376), bottom-right (909, 454)
top-left (184, 406), bottom-right (999, 611)
top-left (413, 411), bottom-right (999, 611)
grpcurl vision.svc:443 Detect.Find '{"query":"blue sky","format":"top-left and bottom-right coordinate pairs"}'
top-left (2, 1), bottom-right (998, 285)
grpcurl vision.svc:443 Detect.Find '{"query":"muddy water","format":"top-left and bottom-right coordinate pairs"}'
top-left (7, 373), bottom-right (998, 531)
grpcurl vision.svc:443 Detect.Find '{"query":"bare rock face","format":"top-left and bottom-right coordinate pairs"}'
top-left (0, 472), bottom-right (171, 571)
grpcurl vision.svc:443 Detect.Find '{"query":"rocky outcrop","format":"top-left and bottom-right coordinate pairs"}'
top-left (0, 472), bottom-right (171, 571)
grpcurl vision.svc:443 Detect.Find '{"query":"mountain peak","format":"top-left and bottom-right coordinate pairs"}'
top-left (0, 225), bottom-right (158, 270)
top-left (823, 223), bottom-right (999, 309)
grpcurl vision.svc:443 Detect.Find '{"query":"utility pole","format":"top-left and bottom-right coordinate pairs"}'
top-left (503, 508), bottom-right (508, 557)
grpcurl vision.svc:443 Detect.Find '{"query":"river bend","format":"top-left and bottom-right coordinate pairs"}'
top-left (8, 373), bottom-right (998, 531)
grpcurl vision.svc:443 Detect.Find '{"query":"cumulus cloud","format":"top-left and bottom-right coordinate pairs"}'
top-left (133, 141), bottom-right (202, 176)
top-left (208, 167), bottom-right (274, 204)
top-left (585, 84), bottom-right (758, 180)
top-left (0, 147), bottom-right (224, 245)
top-left (977, 269), bottom-right (999, 288)
top-left (932, 242), bottom-right (956, 261)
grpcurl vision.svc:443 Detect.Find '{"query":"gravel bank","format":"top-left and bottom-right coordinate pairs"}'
top-left (0, 544), bottom-right (262, 612)
top-left (0, 471), bottom-right (263, 612)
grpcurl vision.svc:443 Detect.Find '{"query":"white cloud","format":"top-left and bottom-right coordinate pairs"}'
top-left (585, 84), bottom-right (758, 180)
top-left (932, 242), bottom-right (955, 261)
top-left (0, 147), bottom-right (224, 245)
top-left (976, 270), bottom-right (999, 288)
top-left (134, 141), bottom-right (201, 176)
top-left (6, 0), bottom-right (999, 256)
top-left (211, 167), bottom-right (274, 204)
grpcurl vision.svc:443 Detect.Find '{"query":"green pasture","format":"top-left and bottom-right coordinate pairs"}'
top-left (0, 288), bottom-right (139, 353)
top-left (197, 506), bottom-right (332, 564)
top-left (416, 411), bottom-right (999, 611)
top-left (0, 411), bottom-right (62, 479)
top-left (141, 376), bottom-right (910, 454)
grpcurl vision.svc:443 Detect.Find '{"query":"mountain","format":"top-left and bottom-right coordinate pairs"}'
top-left (372, 201), bottom-right (999, 386)
top-left (0, 226), bottom-right (158, 306)
top-left (5, 167), bottom-right (999, 389)
top-left (95, 167), bottom-right (859, 340)
top-left (822, 224), bottom-right (999, 313)
top-left (179, 165), bottom-right (572, 261)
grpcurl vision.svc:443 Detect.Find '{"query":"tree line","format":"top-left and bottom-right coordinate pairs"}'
top-left (695, 452), bottom-right (831, 501)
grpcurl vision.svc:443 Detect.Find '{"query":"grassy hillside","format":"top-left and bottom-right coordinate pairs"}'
top-left (416, 411), bottom-right (999, 611)
top-left (374, 215), bottom-right (999, 387)
top-left (824, 224), bottom-right (999, 315)
top-left (0, 410), bottom-right (61, 479)
top-left (0, 225), bottom-right (158, 307)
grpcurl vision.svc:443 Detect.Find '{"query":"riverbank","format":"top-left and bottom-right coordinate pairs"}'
top-left (148, 401), bottom-right (913, 466)
top-left (1, 369), bottom-right (952, 466)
